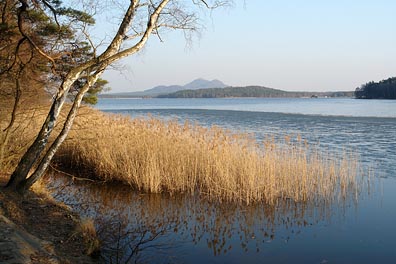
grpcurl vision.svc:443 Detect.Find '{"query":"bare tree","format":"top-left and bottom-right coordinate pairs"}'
top-left (3, 0), bottom-right (229, 193)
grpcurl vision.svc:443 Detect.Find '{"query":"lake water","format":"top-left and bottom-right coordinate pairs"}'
top-left (96, 97), bottom-right (396, 118)
top-left (52, 98), bottom-right (396, 263)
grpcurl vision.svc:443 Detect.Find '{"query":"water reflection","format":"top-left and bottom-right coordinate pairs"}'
top-left (44, 171), bottom-right (362, 263)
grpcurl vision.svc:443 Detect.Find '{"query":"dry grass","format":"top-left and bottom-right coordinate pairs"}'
top-left (30, 178), bottom-right (52, 197)
top-left (78, 217), bottom-right (101, 256)
top-left (57, 108), bottom-right (360, 205)
top-left (1, 103), bottom-right (361, 205)
top-left (0, 106), bottom-right (48, 173)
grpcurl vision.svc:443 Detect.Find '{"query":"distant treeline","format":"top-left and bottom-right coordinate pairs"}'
top-left (157, 86), bottom-right (353, 98)
top-left (157, 86), bottom-right (288, 98)
top-left (355, 77), bottom-right (396, 99)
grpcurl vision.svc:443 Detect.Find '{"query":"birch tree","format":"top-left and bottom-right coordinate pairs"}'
top-left (2, 0), bottom-right (228, 193)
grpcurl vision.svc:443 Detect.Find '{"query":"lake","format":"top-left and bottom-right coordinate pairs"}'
top-left (50, 98), bottom-right (396, 263)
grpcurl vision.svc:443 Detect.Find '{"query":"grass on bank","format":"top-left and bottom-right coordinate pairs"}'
top-left (1, 105), bottom-right (361, 205)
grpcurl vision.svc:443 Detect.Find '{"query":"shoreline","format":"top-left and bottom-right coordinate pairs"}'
top-left (0, 183), bottom-right (99, 263)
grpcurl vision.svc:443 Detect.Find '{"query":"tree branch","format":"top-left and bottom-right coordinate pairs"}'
top-left (42, 0), bottom-right (60, 27)
top-left (97, 0), bottom-right (171, 66)
top-left (16, 0), bottom-right (57, 73)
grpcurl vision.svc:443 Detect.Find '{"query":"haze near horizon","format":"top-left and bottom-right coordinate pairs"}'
top-left (102, 0), bottom-right (396, 93)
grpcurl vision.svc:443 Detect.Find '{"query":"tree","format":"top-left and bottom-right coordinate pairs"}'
top-left (0, 0), bottom-right (63, 170)
top-left (355, 77), bottom-right (396, 99)
top-left (2, 0), bottom-right (228, 193)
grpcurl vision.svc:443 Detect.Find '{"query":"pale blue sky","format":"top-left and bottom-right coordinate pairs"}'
top-left (102, 0), bottom-right (396, 92)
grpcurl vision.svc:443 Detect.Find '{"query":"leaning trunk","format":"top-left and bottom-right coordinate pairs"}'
top-left (18, 69), bottom-right (104, 191)
top-left (5, 100), bottom-right (61, 190)
top-left (5, 77), bottom-right (78, 191)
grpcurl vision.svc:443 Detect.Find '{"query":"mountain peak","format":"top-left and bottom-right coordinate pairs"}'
top-left (183, 78), bottom-right (227, 90)
top-left (143, 78), bottom-right (228, 95)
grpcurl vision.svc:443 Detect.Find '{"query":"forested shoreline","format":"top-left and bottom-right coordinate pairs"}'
top-left (355, 77), bottom-right (396, 99)
top-left (156, 86), bottom-right (353, 98)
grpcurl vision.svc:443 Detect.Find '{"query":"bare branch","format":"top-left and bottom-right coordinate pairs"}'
top-left (156, 23), bottom-right (195, 30)
top-left (192, 0), bottom-right (230, 9)
top-left (199, 0), bottom-right (210, 8)
top-left (100, 1), bottom-right (140, 57)
top-left (99, 0), bottom-right (171, 65)
top-left (82, 24), bottom-right (97, 58)
top-left (42, 0), bottom-right (60, 27)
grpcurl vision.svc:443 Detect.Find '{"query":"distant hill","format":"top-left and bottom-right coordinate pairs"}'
top-left (146, 78), bottom-right (227, 94)
top-left (157, 86), bottom-right (354, 98)
top-left (100, 78), bottom-right (227, 98)
top-left (99, 79), bottom-right (354, 99)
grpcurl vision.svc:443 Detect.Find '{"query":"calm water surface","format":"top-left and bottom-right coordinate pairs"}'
top-left (96, 97), bottom-right (396, 118)
top-left (51, 98), bottom-right (396, 263)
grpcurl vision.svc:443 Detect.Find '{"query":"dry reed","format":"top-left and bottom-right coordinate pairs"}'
top-left (53, 107), bottom-right (360, 205)
top-left (1, 102), bottom-right (361, 205)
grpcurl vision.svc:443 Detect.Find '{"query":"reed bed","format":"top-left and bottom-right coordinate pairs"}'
top-left (52, 107), bottom-right (360, 205)
top-left (1, 102), bottom-right (360, 204)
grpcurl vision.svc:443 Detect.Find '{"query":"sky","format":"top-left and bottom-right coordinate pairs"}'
top-left (100, 0), bottom-right (396, 93)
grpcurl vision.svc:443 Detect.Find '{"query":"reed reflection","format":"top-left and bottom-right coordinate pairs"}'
top-left (46, 172), bottom-right (356, 263)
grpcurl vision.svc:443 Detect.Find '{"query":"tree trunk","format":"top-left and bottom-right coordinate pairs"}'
top-left (18, 69), bottom-right (104, 191)
top-left (5, 77), bottom-right (77, 191)
top-left (5, 101), bottom-right (60, 191)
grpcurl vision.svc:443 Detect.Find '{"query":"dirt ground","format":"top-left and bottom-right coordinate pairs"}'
top-left (0, 178), bottom-right (101, 264)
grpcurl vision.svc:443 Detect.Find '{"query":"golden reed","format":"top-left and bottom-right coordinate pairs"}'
top-left (1, 106), bottom-right (360, 204)
top-left (59, 108), bottom-right (360, 205)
